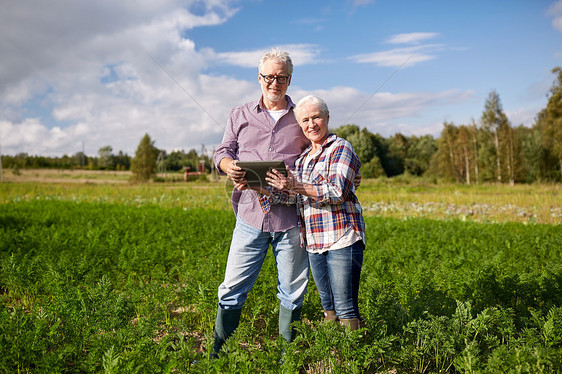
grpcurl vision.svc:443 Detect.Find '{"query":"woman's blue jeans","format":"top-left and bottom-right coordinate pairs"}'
top-left (308, 240), bottom-right (364, 319)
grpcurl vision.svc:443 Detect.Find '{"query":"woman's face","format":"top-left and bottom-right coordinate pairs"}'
top-left (297, 103), bottom-right (329, 147)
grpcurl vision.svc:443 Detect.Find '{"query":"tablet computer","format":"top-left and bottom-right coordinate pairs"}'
top-left (236, 160), bottom-right (287, 187)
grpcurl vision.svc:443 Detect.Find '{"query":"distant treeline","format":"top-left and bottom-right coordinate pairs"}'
top-left (3, 68), bottom-right (561, 183)
top-left (1, 147), bottom-right (211, 175)
top-left (332, 91), bottom-right (560, 183)
top-left (331, 67), bottom-right (562, 184)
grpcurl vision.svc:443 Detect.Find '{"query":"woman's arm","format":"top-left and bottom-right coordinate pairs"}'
top-left (267, 139), bottom-right (360, 204)
top-left (312, 142), bottom-right (360, 204)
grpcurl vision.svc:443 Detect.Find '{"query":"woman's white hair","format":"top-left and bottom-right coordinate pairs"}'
top-left (294, 95), bottom-right (329, 120)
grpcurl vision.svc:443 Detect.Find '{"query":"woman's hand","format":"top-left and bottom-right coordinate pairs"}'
top-left (266, 167), bottom-right (295, 191)
top-left (354, 171), bottom-right (362, 190)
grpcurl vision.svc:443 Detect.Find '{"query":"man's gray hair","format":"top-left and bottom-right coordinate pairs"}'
top-left (294, 95), bottom-right (329, 120)
top-left (259, 48), bottom-right (293, 75)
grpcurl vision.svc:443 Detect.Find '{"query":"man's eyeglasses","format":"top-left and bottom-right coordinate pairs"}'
top-left (260, 74), bottom-right (291, 84)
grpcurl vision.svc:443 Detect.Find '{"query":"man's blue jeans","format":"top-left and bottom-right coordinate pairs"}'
top-left (308, 240), bottom-right (364, 319)
top-left (217, 216), bottom-right (309, 311)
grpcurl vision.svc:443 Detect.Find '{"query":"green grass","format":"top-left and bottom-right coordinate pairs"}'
top-left (355, 178), bottom-right (562, 224)
top-left (0, 180), bottom-right (232, 211)
top-left (2, 177), bottom-right (561, 224)
top-left (1, 196), bottom-right (561, 373)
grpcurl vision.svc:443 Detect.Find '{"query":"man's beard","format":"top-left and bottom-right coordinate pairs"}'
top-left (266, 92), bottom-right (284, 102)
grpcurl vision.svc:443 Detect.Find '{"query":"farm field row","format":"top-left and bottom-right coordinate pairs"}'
top-left (1, 169), bottom-right (561, 224)
top-left (1, 193), bottom-right (561, 372)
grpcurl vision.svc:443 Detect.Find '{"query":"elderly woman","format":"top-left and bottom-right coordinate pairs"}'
top-left (266, 95), bottom-right (366, 329)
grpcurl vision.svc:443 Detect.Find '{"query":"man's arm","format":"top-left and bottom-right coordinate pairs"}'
top-left (213, 107), bottom-right (240, 174)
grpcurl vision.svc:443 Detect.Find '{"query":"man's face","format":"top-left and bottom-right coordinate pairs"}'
top-left (258, 59), bottom-right (291, 103)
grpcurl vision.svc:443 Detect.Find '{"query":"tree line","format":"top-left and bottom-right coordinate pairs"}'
top-left (2, 140), bottom-right (212, 180)
top-left (433, 67), bottom-right (561, 183)
top-left (2, 67), bottom-right (561, 183)
top-left (334, 67), bottom-right (562, 183)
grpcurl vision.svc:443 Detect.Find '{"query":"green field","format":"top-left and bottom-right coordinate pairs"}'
top-left (1, 178), bottom-right (561, 373)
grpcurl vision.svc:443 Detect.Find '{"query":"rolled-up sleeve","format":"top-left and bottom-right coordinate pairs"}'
top-left (257, 187), bottom-right (297, 213)
top-left (213, 108), bottom-right (239, 174)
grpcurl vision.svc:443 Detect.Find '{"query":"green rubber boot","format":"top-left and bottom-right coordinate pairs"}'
top-left (210, 307), bottom-right (242, 359)
top-left (279, 305), bottom-right (302, 343)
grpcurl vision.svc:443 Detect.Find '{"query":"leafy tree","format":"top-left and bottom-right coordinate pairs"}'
top-left (362, 157), bottom-right (385, 178)
top-left (503, 122), bottom-right (522, 184)
top-left (335, 125), bottom-right (437, 178)
top-left (131, 134), bottom-right (158, 182)
top-left (405, 134), bottom-right (437, 176)
top-left (335, 125), bottom-right (377, 165)
top-left (436, 117), bottom-right (520, 184)
top-left (383, 134), bottom-right (406, 177)
top-left (481, 91), bottom-right (504, 182)
top-left (165, 149), bottom-right (203, 172)
top-left (469, 120), bottom-right (480, 184)
top-left (457, 125), bottom-right (473, 184)
top-left (335, 124), bottom-right (386, 178)
top-left (114, 151), bottom-right (131, 171)
top-left (96, 146), bottom-right (131, 171)
top-left (435, 122), bottom-right (475, 183)
top-left (515, 125), bottom-right (544, 182)
top-left (98, 146), bottom-right (115, 170)
top-left (535, 66), bottom-right (562, 180)
top-left (72, 152), bottom-right (88, 168)
top-left (480, 91), bottom-right (518, 183)
top-left (164, 150), bottom-right (185, 171)
top-left (436, 122), bottom-right (461, 182)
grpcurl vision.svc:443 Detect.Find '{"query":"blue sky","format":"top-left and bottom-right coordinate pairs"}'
top-left (1, 0), bottom-right (561, 157)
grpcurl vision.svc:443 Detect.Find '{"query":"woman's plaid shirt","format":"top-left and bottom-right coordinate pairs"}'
top-left (262, 134), bottom-right (365, 251)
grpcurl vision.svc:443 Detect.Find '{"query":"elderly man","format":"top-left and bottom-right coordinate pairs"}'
top-left (211, 48), bottom-right (310, 357)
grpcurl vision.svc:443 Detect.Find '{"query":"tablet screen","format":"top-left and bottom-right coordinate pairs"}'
top-left (236, 160), bottom-right (287, 187)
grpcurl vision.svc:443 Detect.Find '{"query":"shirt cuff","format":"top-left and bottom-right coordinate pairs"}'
top-left (258, 193), bottom-right (270, 214)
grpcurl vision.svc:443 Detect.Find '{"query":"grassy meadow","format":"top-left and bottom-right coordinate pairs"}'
top-left (3, 168), bottom-right (561, 224)
top-left (1, 169), bottom-right (561, 373)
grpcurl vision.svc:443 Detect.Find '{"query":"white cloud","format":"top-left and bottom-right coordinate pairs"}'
top-left (349, 0), bottom-right (375, 8)
top-left (386, 32), bottom-right (439, 44)
top-left (350, 32), bottom-right (445, 68)
top-left (0, 1), bottom-right (236, 93)
top-left (350, 45), bottom-right (443, 67)
top-left (290, 86), bottom-right (474, 137)
top-left (506, 107), bottom-right (540, 127)
top-left (0, 2), bottom-right (327, 157)
top-left (365, 120), bottom-right (446, 138)
top-left (215, 44), bottom-right (323, 68)
top-left (0, 0), bottom-right (251, 156)
top-left (0, 118), bottom-right (90, 155)
top-left (548, 0), bottom-right (562, 32)
top-left (0, 1), bottom-right (540, 158)
top-left (292, 18), bottom-right (326, 32)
